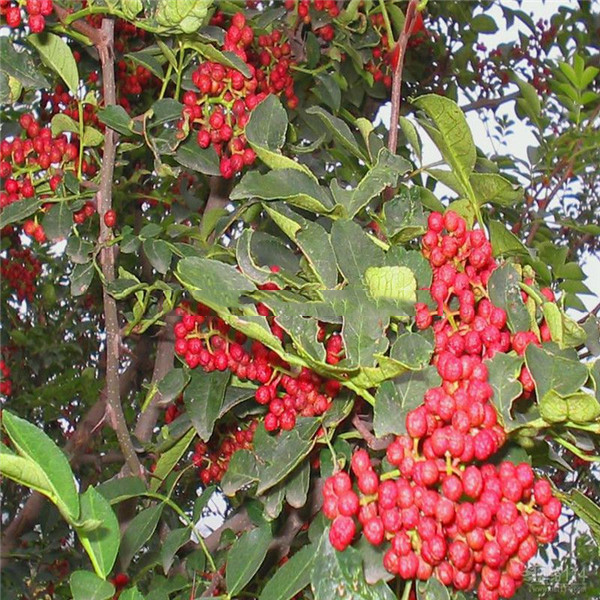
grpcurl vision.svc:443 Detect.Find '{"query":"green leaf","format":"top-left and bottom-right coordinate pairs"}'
top-left (259, 544), bottom-right (315, 600)
top-left (221, 449), bottom-right (259, 496)
top-left (82, 126), bottom-right (104, 147)
top-left (183, 369), bottom-right (230, 442)
top-left (0, 452), bottom-right (54, 500)
top-left (2, 411), bottom-right (79, 522)
top-left (565, 391), bottom-right (600, 424)
top-left (390, 331), bottom-right (434, 370)
top-left (0, 197), bottom-right (43, 228)
top-left (330, 148), bottom-right (411, 218)
top-left (127, 50), bottom-right (165, 80)
top-left (471, 13), bottom-right (498, 33)
top-left (174, 138), bottom-right (221, 175)
top-left (0, 37), bottom-right (50, 90)
top-left (70, 262), bottom-right (95, 297)
top-left (373, 367), bottom-right (441, 438)
top-left (399, 116), bottom-right (422, 162)
top-left (365, 266), bottom-right (416, 303)
top-left (246, 95), bottom-right (314, 177)
top-left (119, 504), bottom-right (164, 569)
top-left (285, 461), bottom-right (310, 509)
top-left (485, 353), bottom-right (524, 431)
top-left (311, 531), bottom-right (396, 600)
top-left (226, 523), bottom-right (272, 595)
top-left (161, 527), bottom-right (190, 574)
top-left (77, 486), bottom-right (120, 578)
top-left (562, 490), bottom-right (600, 546)
top-left (231, 169), bottom-right (333, 213)
top-left (382, 186), bottom-right (427, 243)
top-left (143, 239), bottom-right (172, 274)
top-left (488, 263), bottom-right (530, 332)
top-left (313, 73), bottom-right (342, 112)
top-left (28, 32), bottom-right (79, 95)
top-left (157, 368), bottom-right (190, 405)
top-left (470, 173), bottom-right (524, 207)
top-left (97, 476), bottom-right (146, 504)
top-left (525, 344), bottom-right (589, 401)
top-left (43, 202), bottom-right (72, 241)
top-left (256, 419), bottom-right (320, 494)
top-left (488, 220), bottom-right (529, 257)
top-left (154, 0), bottom-right (213, 34)
top-left (51, 113), bottom-right (79, 136)
top-left (176, 256), bottom-right (256, 311)
top-left (70, 571), bottom-right (115, 600)
top-left (184, 41), bottom-right (251, 77)
top-left (414, 95), bottom-right (475, 200)
top-left (98, 105), bottom-right (136, 136)
top-left (513, 76), bottom-right (541, 119)
top-left (306, 106), bottom-right (367, 162)
top-left (150, 427), bottom-right (195, 492)
top-left (119, 588), bottom-right (146, 600)
top-left (330, 220), bottom-right (384, 283)
top-left (417, 577), bottom-right (451, 600)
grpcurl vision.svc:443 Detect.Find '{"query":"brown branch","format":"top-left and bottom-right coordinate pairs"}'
top-left (387, 0), bottom-right (419, 157)
top-left (460, 91), bottom-right (520, 113)
top-left (352, 414), bottom-right (393, 451)
top-left (134, 312), bottom-right (177, 444)
top-left (204, 508), bottom-right (252, 554)
top-left (53, 4), bottom-right (102, 45)
top-left (96, 18), bottom-right (142, 478)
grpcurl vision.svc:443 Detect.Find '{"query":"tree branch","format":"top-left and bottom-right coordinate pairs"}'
top-left (96, 18), bottom-right (142, 478)
top-left (387, 0), bottom-right (419, 156)
top-left (134, 312), bottom-right (177, 443)
top-left (460, 91), bottom-right (520, 113)
top-left (53, 4), bottom-right (102, 45)
top-left (352, 413), bottom-right (393, 451)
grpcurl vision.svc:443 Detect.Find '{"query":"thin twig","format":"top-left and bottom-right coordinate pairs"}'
top-left (460, 91), bottom-right (520, 113)
top-left (53, 4), bottom-right (102, 45)
top-left (96, 18), bottom-right (142, 478)
top-left (387, 0), bottom-right (419, 156)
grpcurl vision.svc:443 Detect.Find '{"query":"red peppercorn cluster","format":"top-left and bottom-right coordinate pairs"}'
top-left (0, 247), bottom-right (42, 302)
top-left (173, 294), bottom-right (341, 434)
top-left (0, 114), bottom-right (80, 214)
top-left (322, 211), bottom-right (562, 600)
top-left (192, 419), bottom-right (258, 485)
top-left (251, 29), bottom-right (299, 110)
top-left (40, 84), bottom-right (102, 130)
top-left (285, 0), bottom-right (339, 41)
top-left (0, 358), bottom-right (11, 399)
top-left (0, 0), bottom-right (53, 33)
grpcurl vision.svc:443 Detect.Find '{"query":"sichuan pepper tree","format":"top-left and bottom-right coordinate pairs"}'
top-left (1, 1), bottom-right (599, 600)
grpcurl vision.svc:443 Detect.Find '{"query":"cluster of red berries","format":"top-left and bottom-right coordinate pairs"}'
top-left (1, 247), bottom-right (42, 302)
top-left (0, 0), bottom-right (53, 33)
top-left (23, 219), bottom-right (47, 243)
top-left (251, 29), bottom-right (298, 109)
top-left (0, 114), bottom-right (80, 212)
top-left (285, 0), bottom-right (338, 42)
top-left (322, 211), bottom-right (561, 599)
top-left (0, 358), bottom-right (11, 399)
top-left (173, 286), bottom-right (341, 434)
top-left (192, 420), bottom-right (257, 485)
top-left (40, 85), bottom-right (102, 130)
top-left (182, 12), bottom-right (299, 178)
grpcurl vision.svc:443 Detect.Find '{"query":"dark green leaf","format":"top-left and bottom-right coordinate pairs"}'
top-left (311, 531), bottom-right (396, 600)
top-left (0, 197), bottom-right (43, 228)
top-left (176, 256), bottom-right (256, 311)
top-left (97, 476), bottom-right (146, 504)
top-left (382, 186), bottom-right (427, 243)
top-left (489, 221), bottom-right (529, 257)
top-left (285, 461), bottom-right (310, 509)
top-left (226, 523), bottom-right (272, 595)
top-left (161, 528), bottom-right (190, 574)
top-left (221, 449), bottom-right (259, 496)
top-left (150, 427), bottom-right (195, 492)
top-left (43, 202), bottom-right (72, 241)
top-left (98, 105), bottom-right (136, 136)
top-left (390, 331), bottom-right (434, 370)
top-left (471, 14), bottom-right (498, 33)
top-left (525, 344), bottom-right (588, 401)
top-left (70, 571), bottom-right (115, 600)
top-left (183, 369), bottom-right (230, 441)
top-left (417, 577), bottom-right (451, 600)
top-left (70, 262), bottom-right (95, 297)
top-left (313, 73), bottom-right (341, 112)
top-left (488, 263), bottom-right (530, 332)
top-left (0, 37), bottom-right (50, 89)
top-left (157, 368), bottom-right (190, 405)
top-left (174, 138), bottom-right (220, 175)
top-left (127, 50), bottom-right (165, 79)
top-left (143, 239), bottom-right (172, 274)
top-left (231, 169), bottom-right (334, 213)
top-left (470, 173), bottom-right (524, 207)
top-left (373, 367), bottom-right (441, 438)
top-left (485, 353), bottom-right (524, 431)
top-left (119, 504), bottom-right (164, 569)
top-left (259, 544), bottom-right (315, 600)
